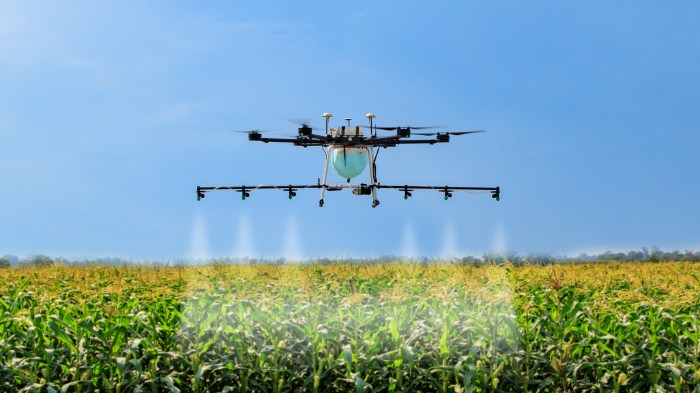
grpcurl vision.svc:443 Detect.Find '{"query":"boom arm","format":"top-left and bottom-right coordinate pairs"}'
top-left (197, 184), bottom-right (324, 201)
top-left (377, 184), bottom-right (500, 200)
top-left (196, 183), bottom-right (500, 202)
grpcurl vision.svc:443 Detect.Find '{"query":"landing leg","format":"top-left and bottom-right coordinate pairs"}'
top-left (367, 147), bottom-right (379, 208)
top-left (319, 148), bottom-right (330, 208)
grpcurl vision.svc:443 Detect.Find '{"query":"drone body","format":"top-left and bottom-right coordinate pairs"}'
top-left (197, 113), bottom-right (500, 208)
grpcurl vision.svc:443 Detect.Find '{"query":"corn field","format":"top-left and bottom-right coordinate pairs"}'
top-left (0, 261), bottom-right (699, 392)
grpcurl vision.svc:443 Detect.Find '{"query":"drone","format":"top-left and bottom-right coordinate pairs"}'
top-left (196, 113), bottom-right (500, 208)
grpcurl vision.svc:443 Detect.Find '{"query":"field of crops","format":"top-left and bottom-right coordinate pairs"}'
top-left (0, 261), bottom-right (699, 392)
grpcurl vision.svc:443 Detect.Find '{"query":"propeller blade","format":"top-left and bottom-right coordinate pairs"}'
top-left (230, 129), bottom-right (280, 134)
top-left (410, 126), bottom-right (447, 130)
top-left (449, 130), bottom-right (486, 135)
top-left (374, 125), bottom-right (446, 131)
top-left (286, 119), bottom-right (321, 130)
top-left (413, 130), bottom-right (486, 136)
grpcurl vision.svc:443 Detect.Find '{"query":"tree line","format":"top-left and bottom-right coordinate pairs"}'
top-left (1, 248), bottom-right (699, 268)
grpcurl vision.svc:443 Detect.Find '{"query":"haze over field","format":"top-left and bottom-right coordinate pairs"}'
top-left (1, 2), bottom-right (699, 260)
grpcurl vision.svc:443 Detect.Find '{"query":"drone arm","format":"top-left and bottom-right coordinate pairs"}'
top-left (376, 184), bottom-right (500, 200)
top-left (368, 137), bottom-right (447, 147)
top-left (197, 184), bottom-right (325, 201)
top-left (249, 136), bottom-right (327, 147)
top-left (393, 138), bottom-right (446, 145)
top-left (257, 137), bottom-right (302, 143)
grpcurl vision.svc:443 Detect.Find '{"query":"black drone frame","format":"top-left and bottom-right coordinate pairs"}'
top-left (196, 116), bottom-right (501, 208)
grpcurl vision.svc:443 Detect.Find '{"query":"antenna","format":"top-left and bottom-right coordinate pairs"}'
top-left (364, 113), bottom-right (376, 137)
top-left (322, 112), bottom-right (333, 135)
top-left (344, 117), bottom-right (352, 126)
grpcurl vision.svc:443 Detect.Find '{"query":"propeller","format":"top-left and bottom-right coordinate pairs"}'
top-left (230, 129), bottom-right (287, 141)
top-left (286, 119), bottom-right (321, 130)
top-left (413, 130), bottom-right (486, 136)
top-left (230, 129), bottom-right (279, 134)
top-left (372, 125), bottom-right (446, 131)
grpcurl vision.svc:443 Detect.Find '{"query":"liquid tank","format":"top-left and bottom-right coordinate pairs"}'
top-left (331, 147), bottom-right (368, 180)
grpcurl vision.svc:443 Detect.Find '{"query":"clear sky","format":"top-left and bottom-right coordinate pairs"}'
top-left (1, 1), bottom-right (699, 261)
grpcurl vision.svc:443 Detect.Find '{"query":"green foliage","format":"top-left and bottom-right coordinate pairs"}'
top-left (0, 258), bottom-right (10, 268)
top-left (0, 262), bottom-right (698, 392)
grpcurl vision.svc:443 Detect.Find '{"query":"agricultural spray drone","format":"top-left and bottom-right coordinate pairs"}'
top-left (196, 113), bottom-right (500, 208)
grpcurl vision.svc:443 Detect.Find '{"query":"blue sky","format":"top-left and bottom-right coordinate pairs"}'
top-left (1, 1), bottom-right (699, 260)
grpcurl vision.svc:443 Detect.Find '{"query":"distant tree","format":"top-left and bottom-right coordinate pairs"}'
top-left (576, 253), bottom-right (592, 261)
top-left (668, 250), bottom-right (683, 261)
top-left (526, 254), bottom-right (555, 265)
top-left (2, 255), bottom-right (19, 265)
top-left (627, 251), bottom-right (645, 261)
top-left (30, 255), bottom-right (54, 267)
top-left (0, 258), bottom-right (10, 268)
top-left (683, 250), bottom-right (700, 262)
